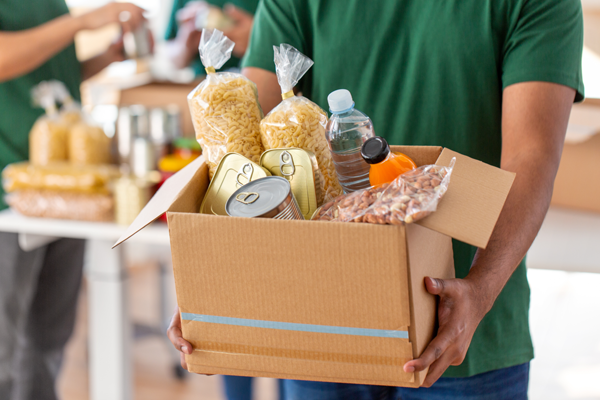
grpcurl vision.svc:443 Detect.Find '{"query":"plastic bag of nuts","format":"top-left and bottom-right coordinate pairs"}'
top-left (312, 158), bottom-right (455, 224)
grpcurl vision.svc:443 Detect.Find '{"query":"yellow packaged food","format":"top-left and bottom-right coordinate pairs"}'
top-left (260, 44), bottom-right (342, 202)
top-left (2, 162), bottom-right (119, 194)
top-left (69, 122), bottom-right (111, 166)
top-left (187, 29), bottom-right (263, 178)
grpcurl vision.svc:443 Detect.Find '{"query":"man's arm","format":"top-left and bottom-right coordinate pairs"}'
top-left (404, 81), bottom-right (575, 386)
top-left (0, 3), bottom-right (145, 83)
top-left (242, 67), bottom-right (281, 114)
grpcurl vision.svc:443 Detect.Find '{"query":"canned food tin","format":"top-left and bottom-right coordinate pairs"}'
top-left (260, 148), bottom-right (324, 220)
top-left (225, 176), bottom-right (304, 220)
top-left (200, 153), bottom-right (271, 216)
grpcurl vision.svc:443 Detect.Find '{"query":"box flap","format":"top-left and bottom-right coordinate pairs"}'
top-left (112, 155), bottom-right (209, 248)
top-left (416, 149), bottom-right (515, 249)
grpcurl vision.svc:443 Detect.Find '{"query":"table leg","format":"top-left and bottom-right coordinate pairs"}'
top-left (85, 239), bottom-right (132, 400)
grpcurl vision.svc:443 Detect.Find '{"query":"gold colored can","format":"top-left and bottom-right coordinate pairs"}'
top-left (199, 153), bottom-right (271, 216)
top-left (260, 148), bottom-right (324, 220)
top-left (225, 176), bottom-right (304, 220)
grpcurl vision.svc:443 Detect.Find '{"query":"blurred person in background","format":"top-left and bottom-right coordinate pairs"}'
top-left (165, 0), bottom-right (259, 77)
top-left (0, 2), bottom-right (147, 399)
top-left (170, 0), bottom-right (584, 399)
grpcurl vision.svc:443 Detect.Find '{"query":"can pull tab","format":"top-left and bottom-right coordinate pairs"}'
top-left (236, 163), bottom-right (254, 187)
top-left (235, 192), bottom-right (260, 205)
top-left (279, 151), bottom-right (295, 176)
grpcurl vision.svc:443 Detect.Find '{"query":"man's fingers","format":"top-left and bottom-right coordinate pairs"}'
top-left (421, 351), bottom-right (456, 387)
top-left (403, 330), bottom-right (453, 373)
top-left (424, 276), bottom-right (446, 296)
top-left (224, 4), bottom-right (251, 22)
top-left (180, 352), bottom-right (188, 370)
top-left (167, 310), bottom-right (193, 354)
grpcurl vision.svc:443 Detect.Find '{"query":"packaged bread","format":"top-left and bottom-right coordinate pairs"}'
top-left (69, 121), bottom-right (111, 166)
top-left (187, 29), bottom-right (263, 178)
top-left (260, 44), bottom-right (342, 202)
top-left (2, 162), bottom-right (119, 195)
top-left (6, 190), bottom-right (114, 222)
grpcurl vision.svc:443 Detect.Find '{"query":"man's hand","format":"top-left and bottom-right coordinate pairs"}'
top-left (223, 5), bottom-right (254, 58)
top-left (166, 307), bottom-right (193, 371)
top-left (79, 2), bottom-right (147, 33)
top-left (403, 277), bottom-right (490, 387)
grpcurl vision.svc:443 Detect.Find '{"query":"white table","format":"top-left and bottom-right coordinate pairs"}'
top-left (0, 209), bottom-right (169, 400)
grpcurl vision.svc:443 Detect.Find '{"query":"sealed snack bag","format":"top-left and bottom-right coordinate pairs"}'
top-left (29, 81), bottom-right (69, 165)
top-left (313, 159), bottom-right (455, 225)
top-left (187, 29), bottom-right (264, 178)
top-left (260, 44), bottom-right (342, 202)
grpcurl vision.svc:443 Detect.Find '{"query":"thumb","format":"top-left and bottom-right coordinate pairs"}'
top-left (424, 276), bottom-right (446, 296)
top-left (224, 4), bottom-right (250, 22)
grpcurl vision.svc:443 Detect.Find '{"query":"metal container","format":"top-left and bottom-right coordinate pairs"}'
top-left (199, 153), bottom-right (271, 216)
top-left (226, 176), bottom-right (304, 220)
top-left (259, 148), bottom-right (324, 220)
top-left (123, 22), bottom-right (152, 59)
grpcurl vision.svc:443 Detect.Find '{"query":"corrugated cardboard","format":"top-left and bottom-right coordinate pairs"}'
top-left (115, 146), bottom-right (514, 387)
top-left (552, 102), bottom-right (600, 213)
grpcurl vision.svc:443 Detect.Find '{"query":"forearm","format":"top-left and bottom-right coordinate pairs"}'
top-left (465, 82), bottom-right (574, 314)
top-left (81, 53), bottom-right (113, 81)
top-left (165, 39), bottom-right (196, 70)
top-left (0, 15), bottom-right (83, 82)
top-left (465, 150), bottom-right (561, 313)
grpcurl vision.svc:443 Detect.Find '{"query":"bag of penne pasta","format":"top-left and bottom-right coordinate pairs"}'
top-left (260, 44), bottom-right (342, 202)
top-left (187, 29), bottom-right (264, 178)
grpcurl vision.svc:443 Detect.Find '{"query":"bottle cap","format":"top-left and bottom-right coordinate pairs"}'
top-left (361, 136), bottom-right (390, 164)
top-left (327, 89), bottom-right (355, 114)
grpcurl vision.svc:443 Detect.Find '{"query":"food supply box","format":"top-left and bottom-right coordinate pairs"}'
top-left (114, 146), bottom-right (514, 387)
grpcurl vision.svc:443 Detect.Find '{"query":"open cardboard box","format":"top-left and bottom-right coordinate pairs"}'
top-left (115, 146), bottom-right (514, 387)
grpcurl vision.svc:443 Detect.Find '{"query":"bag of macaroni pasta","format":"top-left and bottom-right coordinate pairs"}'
top-left (260, 44), bottom-right (342, 202)
top-left (29, 81), bottom-right (70, 165)
top-left (52, 80), bottom-right (82, 126)
top-left (187, 29), bottom-right (264, 178)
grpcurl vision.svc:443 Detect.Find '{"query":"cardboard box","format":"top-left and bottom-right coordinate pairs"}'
top-left (551, 102), bottom-right (600, 213)
top-left (115, 146), bottom-right (514, 387)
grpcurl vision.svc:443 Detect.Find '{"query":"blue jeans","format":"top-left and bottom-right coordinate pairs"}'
top-left (222, 376), bottom-right (286, 400)
top-left (282, 363), bottom-right (530, 400)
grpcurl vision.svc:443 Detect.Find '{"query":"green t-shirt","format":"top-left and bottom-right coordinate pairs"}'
top-left (0, 0), bottom-right (81, 210)
top-left (165, 0), bottom-right (260, 76)
top-left (243, 0), bottom-right (584, 378)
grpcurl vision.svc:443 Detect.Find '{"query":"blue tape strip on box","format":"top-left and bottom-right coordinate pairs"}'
top-left (181, 313), bottom-right (409, 339)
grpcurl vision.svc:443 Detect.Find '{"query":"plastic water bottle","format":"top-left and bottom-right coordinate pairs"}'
top-left (325, 89), bottom-right (375, 193)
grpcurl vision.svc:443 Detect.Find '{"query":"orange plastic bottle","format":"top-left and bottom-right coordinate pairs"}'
top-left (361, 137), bottom-right (417, 186)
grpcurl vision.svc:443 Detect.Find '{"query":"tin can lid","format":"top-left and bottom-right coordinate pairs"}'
top-left (226, 176), bottom-right (291, 218)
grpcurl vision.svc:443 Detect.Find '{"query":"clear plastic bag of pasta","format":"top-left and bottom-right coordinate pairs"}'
top-left (260, 44), bottom-right (342, 203)
top-left (187, 29), bottom-right (264, 178)
top-left (69, 119), bottom-right (112, 166)
top-left (29, 81), bottom-right (70, 165)
top-left (52, 80), bottom-right (82, 126)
